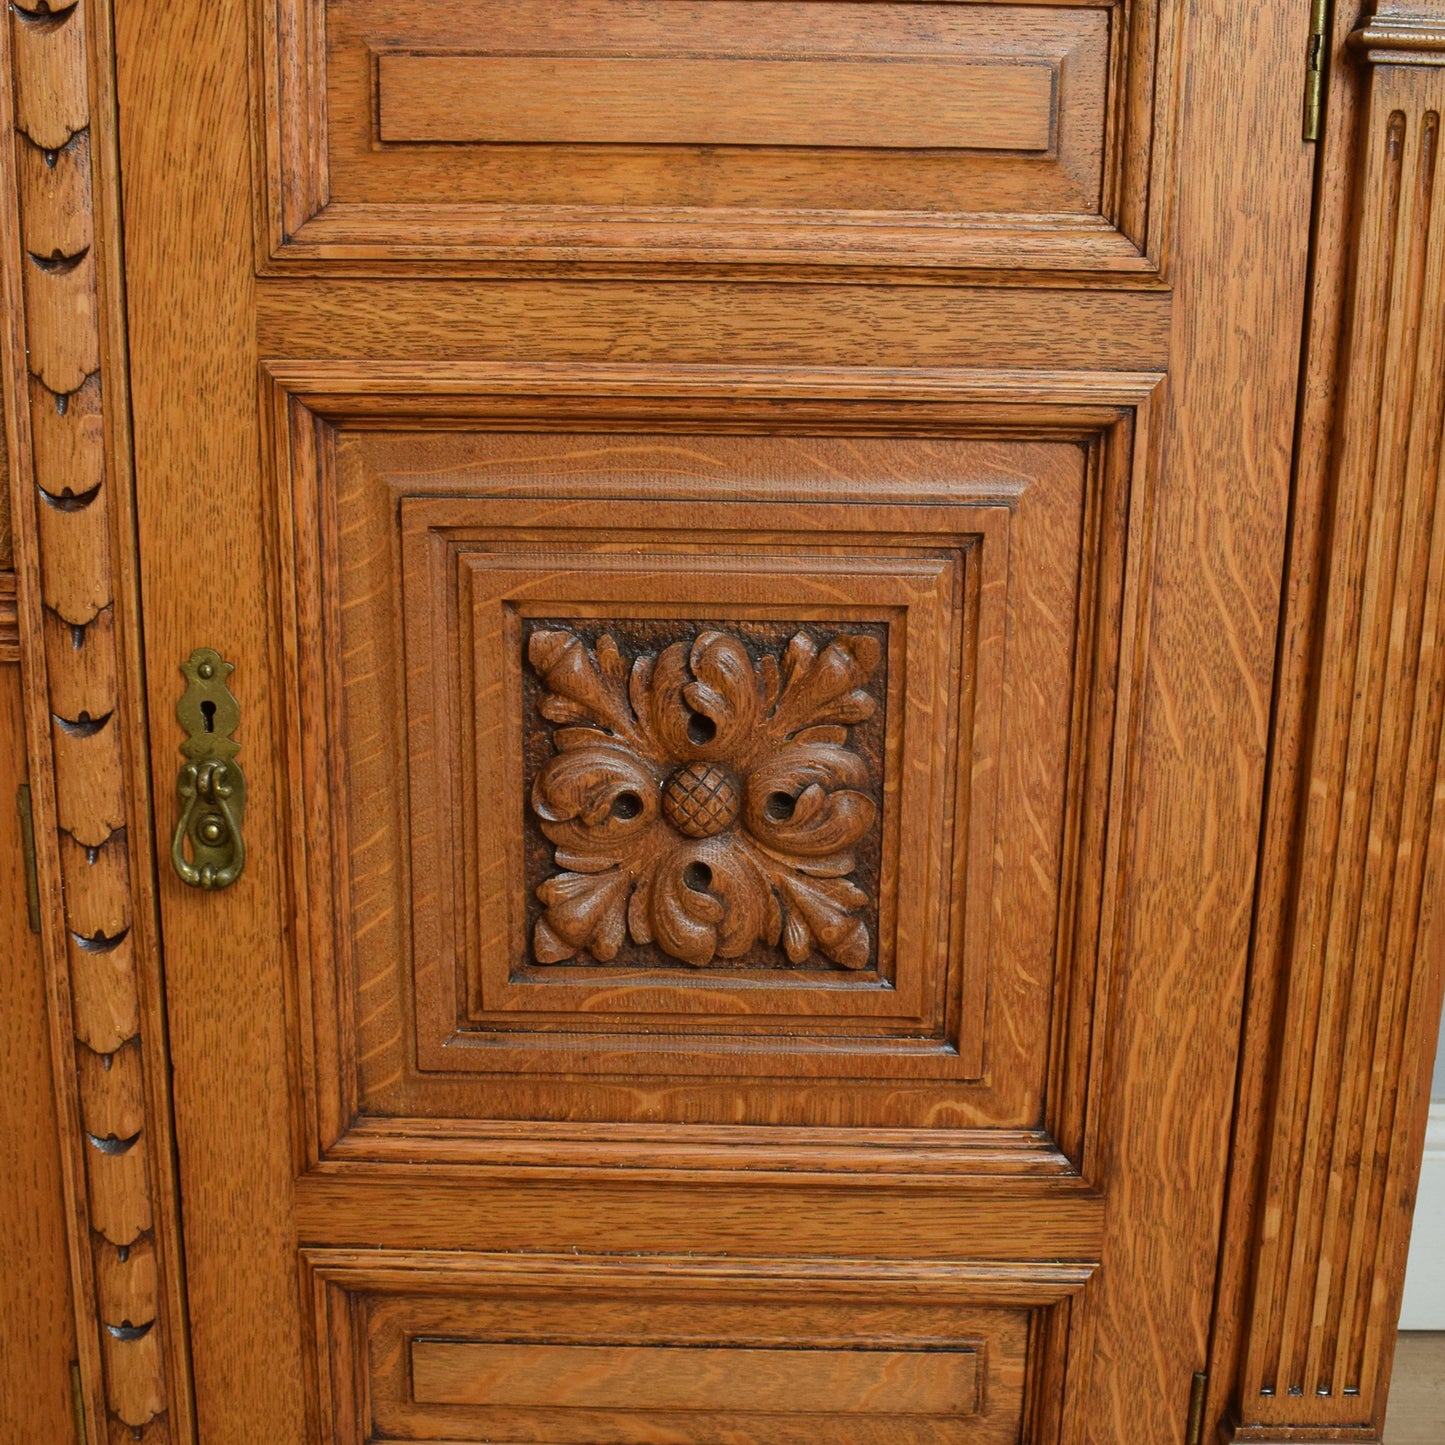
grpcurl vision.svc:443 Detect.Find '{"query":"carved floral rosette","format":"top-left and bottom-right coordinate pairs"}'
top-left (526, 624), bottom-right (885, 971)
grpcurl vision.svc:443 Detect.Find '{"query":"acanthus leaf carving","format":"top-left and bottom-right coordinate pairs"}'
top-left (527, 624), bottom-right (883, 970)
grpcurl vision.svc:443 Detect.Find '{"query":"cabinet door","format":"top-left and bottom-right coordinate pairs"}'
top-left (109, 1), bottom-right (1312, 1440)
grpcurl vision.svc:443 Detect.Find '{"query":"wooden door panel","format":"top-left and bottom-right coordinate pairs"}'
top-left (269, 377), bottom-right (1148, 1157)
top-left (261, 376), bottom-right (1137, 1437)
top-left (261, 0), bottom-right (1177, 275)
top-left (304, 1253), bottom-right (1090, 1445)
top-left (78, 0), bottom-right (1322, 1437)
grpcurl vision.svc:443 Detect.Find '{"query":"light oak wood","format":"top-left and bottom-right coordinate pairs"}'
top-left (376, 53), bottom-right (1056, 151)
top-left (1212, 5), bottom-right (1445, 1441)
top-left (259, 0), bottom-right (1174, 276)
top-left (10, 1), bottom-right (1445, 1443)
top-left (0, 1), bottom-right (188, 1441)
top-left (0, 664), bottom-right (79, 1445)
top-left (0, 373), bottom-right (10, 570)
top-left (409, 1340), bottom-right (981, 1415)
top-left (260, 380), bottom-right (1139, 1143)
top-left (305, 1252), bottom-right (1086, 1443)
top-left (104, 0), bottom-right (1318, 1437)
top-left (0, 569), bottom-right (16, 661)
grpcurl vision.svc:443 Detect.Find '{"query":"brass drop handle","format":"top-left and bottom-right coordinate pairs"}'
top-left (171, 648), bottom-right (246, 891)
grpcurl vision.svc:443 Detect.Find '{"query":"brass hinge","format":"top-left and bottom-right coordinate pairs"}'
top-left (1303, 0), bottom-right (1331, 141)
top-left (1186, 1370), bottom-right (1208, 1445)
top-left (69, 1361), bottom-right (86, 1445)
top-left (17, 782), bottom-right (41, 933)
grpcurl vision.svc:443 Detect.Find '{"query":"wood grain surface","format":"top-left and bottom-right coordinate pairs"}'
top-left (0, 1), bottom-right (188, 1441)
top-left (1215, 6), bottom-right (1445, 1440)
top-left (259, 0), bottom-right (1174, 276)
top-left (0, 665), bottom-right (78, 1445)
top-left (0, 0), bottom-right (1436, 1442)
top-left (0, 569), bottom-right (16, 661)
top-left (1074, 0), bottom-right (1317, 1436)
top-left (410, 1339), bottom-right (980, 1415)
top-left (263, 399), bottom-right (1130, 1145)
top-left (32, 1), bottom-right (1372, 1444)
top-left (0, 372), bottom-right (10, 569)
top-left (304, 1251), bottom-right (1086, 1443)
top-left (378, 53), bottom-right (1056, 152)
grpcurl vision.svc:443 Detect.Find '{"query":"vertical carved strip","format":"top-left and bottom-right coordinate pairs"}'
top-left (1232, 10), bottom-right (1445, 1439)
top-left (1, 3), bottom-right (176, 1442)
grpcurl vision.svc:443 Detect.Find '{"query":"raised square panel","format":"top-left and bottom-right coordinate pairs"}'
top-left (261, 1), bottom-right (1181, 275)
top-left (268, 366), bottom-right (1154, 1152)
top-left (400, 500), bottom-right (1000, 1077)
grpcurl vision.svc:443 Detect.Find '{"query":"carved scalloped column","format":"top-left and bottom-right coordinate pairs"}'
top-left (1225, 5), bottom-right (1445, 1440)
top-left (0, 3), bottom-right (185, 1443)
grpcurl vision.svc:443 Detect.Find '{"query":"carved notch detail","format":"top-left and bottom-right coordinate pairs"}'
top-left (526, 622), bottom-right (886, 971)
top-left (2, 0), bottom-right (176, 1438)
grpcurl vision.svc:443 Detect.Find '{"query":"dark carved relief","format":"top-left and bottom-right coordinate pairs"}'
top-left (524, 620), bottom-right (886, 970)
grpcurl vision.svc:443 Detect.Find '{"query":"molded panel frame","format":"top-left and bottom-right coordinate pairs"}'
top-left (260, 362), bottom-right (1161, 1187)
top-left (254, 0), bottom-right (1184, 280)
top-left (300, 1250), bottom-right (1098, 1445)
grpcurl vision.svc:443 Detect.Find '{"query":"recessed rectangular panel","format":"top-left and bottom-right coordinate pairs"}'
top-left (410, 1339), bottom-right (979, 1415)
top-left (377, 54), bottom-right (1055, 151)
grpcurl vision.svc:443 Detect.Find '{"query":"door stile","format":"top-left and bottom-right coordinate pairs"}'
top-left (0, 3), bottom-right (190, 1443)
top-left (1212, 4), bottom-right (1445, 1441)
top-left (1071, 0), bottom-right (1319, 1437)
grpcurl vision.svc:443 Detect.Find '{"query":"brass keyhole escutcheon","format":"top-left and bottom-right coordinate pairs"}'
top-left (171, 648), bottom-right (246, 890)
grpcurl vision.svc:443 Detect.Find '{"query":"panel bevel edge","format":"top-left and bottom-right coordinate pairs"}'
top-left (321, 1118), bottom-right (1084, 1183)
top-left (255, 0), bottom-right (1181, 281)
top-left (0, 1), bottom-right (190, 1441)
top-left (258, 362), bottom-right (1162, 1184)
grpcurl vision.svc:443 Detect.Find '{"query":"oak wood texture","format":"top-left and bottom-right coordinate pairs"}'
top-left (0, 372), bottom-right (10, 569)
top-left (254, 286), bottom-right (1175, 373)
top-left (304, 1252), bottom-right (1089, 1443)
top-left (0, 1), bottom-right (188, 1441)
top-left (262, 373), bottom-right (1149, 1154)
top-left (0, 568), bottom-right (16, 660)
top-left (109, 2), bottom-right (1313, 1444)
top-left (522, 620), bottom-right (889, 971)
top-left (1212, 5), bottom-right (1445, 1441)
top-left (257, 0), bottom-right (1181, 278)
top-left (375, 53), bottom-right (1056, 151)
top-left (408, 1341), bottom-right (978, 1415)
top-left (0, 664), bottom-right (79, 1445)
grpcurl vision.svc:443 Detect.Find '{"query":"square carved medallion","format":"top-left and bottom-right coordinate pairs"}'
top-left (521, 617), bottom-right (890, 975)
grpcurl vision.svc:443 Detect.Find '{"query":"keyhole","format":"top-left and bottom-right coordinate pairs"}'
top-left (200, 700), bottom-right (216, 734)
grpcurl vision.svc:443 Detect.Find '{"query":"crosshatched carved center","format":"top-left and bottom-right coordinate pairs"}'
top-left (662, 762), bottom-right (741, 838)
